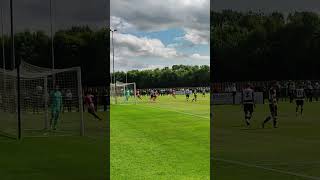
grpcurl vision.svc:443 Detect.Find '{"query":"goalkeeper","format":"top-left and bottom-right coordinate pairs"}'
top-left (124, 89), bottom-right (130, 102)
top-left (50, 85), bottom-right (63, 130)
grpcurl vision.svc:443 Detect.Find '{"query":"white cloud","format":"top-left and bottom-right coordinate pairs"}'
top-left (190, 53), bottom-right (210, 61)
top-left (110, 33), bottom-right (209, 70)
top-left (110, 0), bottom-right (210, 44)
top-left (112, 33), bottom-right (179, 59)
top-left (184, 28), bottom-right (209, 45)
top-left (110, 16), bottom-right (135, 33)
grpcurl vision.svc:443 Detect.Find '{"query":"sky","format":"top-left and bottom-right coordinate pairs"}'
top-left (110, 0), bottom-right (210, 72)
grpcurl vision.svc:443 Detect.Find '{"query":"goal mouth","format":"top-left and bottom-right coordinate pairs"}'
top-left (110, 82), bottom-right (137, 105)
top-left (0, 61), bottom-right (85, 139)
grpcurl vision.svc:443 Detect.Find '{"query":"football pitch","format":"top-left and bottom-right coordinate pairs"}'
top-left (0, 112), bottom-right (108, 180)
top-left (212, 101), bottom-right (320, 180)
top-left (111, 94), bottom-right (210, 179)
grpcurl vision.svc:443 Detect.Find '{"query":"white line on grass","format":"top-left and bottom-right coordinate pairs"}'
top-left (137, 105), bottom-right (210, 120)
top-left (213, 157), bottom-right (320, 180)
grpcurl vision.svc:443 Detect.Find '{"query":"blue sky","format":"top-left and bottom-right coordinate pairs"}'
top-left (110, 0), bottom-right (210, 72)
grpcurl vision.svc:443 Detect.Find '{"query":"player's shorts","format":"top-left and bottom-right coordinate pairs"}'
top-left (243, 104), bottom-right (254, 114)
top-left (186, 94), bottom-right (189, 98)
top-left (296, 100), bottom-right (304, 106)
top-left (269, 104), bottom-right (278, 117)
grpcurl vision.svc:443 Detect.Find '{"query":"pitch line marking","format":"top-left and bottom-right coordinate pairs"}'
top-left (136, 105), bottom-right (210, 120)
top-left (213, 158), bottom-right (320, 180)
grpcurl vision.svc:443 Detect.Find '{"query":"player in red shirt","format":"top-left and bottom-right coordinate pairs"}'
top-left (85, 91), bottom-right (102, 120)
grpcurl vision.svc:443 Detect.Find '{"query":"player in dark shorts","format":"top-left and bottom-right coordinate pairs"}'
top-left (85, 91), bottom-right (102, 120)
top-left (172, 89), bottom-right (176, 99)
top-left (192, 89), bottom-right (197, 102)
top-left (202, 89), bottom-right (206, 97)
top-left (295, 84), bottom-right (306, 116)
top-left (136, 89), bottom-right (142, 100)
top-left (262, 82), bottom-right (278, 128)
top-left (242, 83), bottom-right (255, 126)
top-left (185, 89), bottom-right (190, 101)
top-left (150, 90), bottom-right (157, 101)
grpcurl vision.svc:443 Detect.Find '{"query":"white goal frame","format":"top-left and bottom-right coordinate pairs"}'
top-left (0, 61), bottom-right (84, 138)
top-left (110, 82), bottom-right (137, 104)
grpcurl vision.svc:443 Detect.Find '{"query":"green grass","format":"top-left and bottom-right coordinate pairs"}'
top-left (111, 94), bottom-right (210, 180)
top-left (212, 101), bottom-right (320, 180)
top-left (0, 111), bottom-right (108, 180)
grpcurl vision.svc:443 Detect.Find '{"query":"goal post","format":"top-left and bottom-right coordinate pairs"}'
top-left (110, 82), bottom-right (137, 104)
top-left (0, 61), bottom-right (84, 138)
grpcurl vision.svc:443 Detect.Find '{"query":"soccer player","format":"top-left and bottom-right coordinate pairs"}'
top-left (124, 89), bottom-right (130, 102)
top-left (186, 89), bottom-right (190, 101)
top-left (288, 81), bottom-right (296, 103)
top-left (242, 83), bottom-right (255, 126)
top-left (150, 89), bottom-right (156, 102)
top-left (65, 89), bottom-right (73, 112)
top-left (85, 91), bottom-right (102, 120)
top-left (295, 84), bottom-right (306, 116)
top-left (192, 89), bottom-right (197, 102)
top-left (202, 88), bottom-right (206, 98)
top-left (262, 82), bottom-right (278, 128)
top-left (50, 86), bottom-right (63, 130)
top-left (172, 89), bottom-right (176, 99)
top-left (136, 89), bottom-right (142, 100)
top-left (306, 81), bottom-right (313, 102)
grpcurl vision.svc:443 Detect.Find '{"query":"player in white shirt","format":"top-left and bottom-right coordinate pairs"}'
top-left (295, 84), bottom-right (306, 116)
top-left (242, 83), bottom-right (255, 126)
top-left (185, 89), bottom-right (190, 101)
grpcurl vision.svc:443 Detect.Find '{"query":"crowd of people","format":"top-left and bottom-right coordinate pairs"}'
top-left (213, 80), bottom-right (320, 102)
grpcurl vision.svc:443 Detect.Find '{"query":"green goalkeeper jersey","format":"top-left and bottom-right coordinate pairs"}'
top-left (51, 91), bottom-right (62, 109)
top-left (126, 90), bottom-right (130, 96)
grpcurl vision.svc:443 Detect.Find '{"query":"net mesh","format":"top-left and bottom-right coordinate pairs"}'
top-left (110, 82), bottom-right (136, 104)
top-left (0, 61), bottom-right (84, 138)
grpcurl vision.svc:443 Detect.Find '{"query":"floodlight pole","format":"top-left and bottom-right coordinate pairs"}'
top-left (1, 6), bottom-right (5, 71)
top-left (110, 29), bottom-right (117, 104)
top-left (10, 0), bottom-right (14, 70)
top-left (50, 0), bottom-right (56, 87)
top-left (126, 72), bottom-right (127, 84)
top-left (10, 0), bottom-right (21, 140)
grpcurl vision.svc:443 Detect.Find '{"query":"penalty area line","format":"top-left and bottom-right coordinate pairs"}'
top-left (136, 105), bottom-right (210, 120)
top-left (212, 158), bottom-right (320, 180)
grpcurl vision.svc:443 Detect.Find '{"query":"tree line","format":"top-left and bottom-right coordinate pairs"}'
top-left (112, 65), bottom-right (210, 89)
top-left (0, 26), bottom-right (109, 86)
top-left (211, 10), bottom-right (320, 81)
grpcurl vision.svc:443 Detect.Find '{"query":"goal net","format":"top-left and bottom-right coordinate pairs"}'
top-left (110, 82), bottom-right (136, 104)
top-left (0, 61), bottom-right (84, 138)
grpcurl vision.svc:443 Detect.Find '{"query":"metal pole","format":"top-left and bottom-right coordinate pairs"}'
top-left (50, 0), bottom-right (56, 88)
top-left (1, 6), bottom-right (6, 113)
top-left (10, 0), bottom-right (14, 70)
top-left (126, 72), bottom-right (127, 84)
top-left (10, 0), bottom-right (20, 140)
top-left (50, 0), bottom-right (55, 70)
top-left (110, 29), bottom-right (117, 104)
top-left (1, 6), bottom-right (5, 70)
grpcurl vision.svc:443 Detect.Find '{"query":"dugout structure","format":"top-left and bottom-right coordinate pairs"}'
top-left (0, 61), bottom-right (84, 139)
top-left (110, 82), bottom-right (136, 104)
